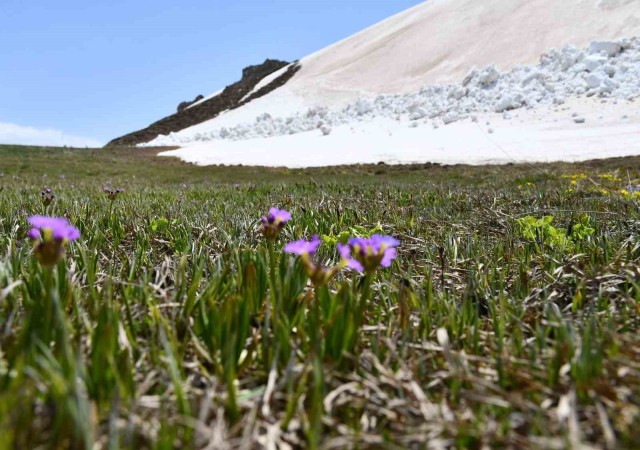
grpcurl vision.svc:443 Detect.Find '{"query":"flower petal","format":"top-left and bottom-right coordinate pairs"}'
top-left (337, 243), bottom-right (351, 259)
top-left (285, 235), bottom-right (321, 256)
top-left (371, 234), bottom-right (400, 249)
top-left (28, 216), bottom-right (80, 241)
top-left (28, 228), bottom-right (40, 240)
top-left (380, 248), bottom-right (397, 268)
top-left (346, 258), bottom-right (364, 272)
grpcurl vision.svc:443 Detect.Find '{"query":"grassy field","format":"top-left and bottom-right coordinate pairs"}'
top-left (1, 144), bottom-right (639, 449)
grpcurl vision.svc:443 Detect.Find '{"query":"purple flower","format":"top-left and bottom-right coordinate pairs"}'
top-left (28, 215), bottom-right (80, 267)
top-left (28, 228), bottom-right (41, 240)
top-left (260, 207), bottom-right (291, 240)
top-left (285, 236), bottom-right (345, 287)
top-left (29, 216), bottom-right (80, 242)
top-left (284, 235), bottom-right (321, 256)
top-left (103, 187), bottom-right (124, 201)
top-left (40, 188), bottom-right (55, 206)
top-left (339, 234), bottom-right (399, 273)
top-left (338, 243), bottom-right (364, 272)
top-left (262, 208), bottom-right (292, 226)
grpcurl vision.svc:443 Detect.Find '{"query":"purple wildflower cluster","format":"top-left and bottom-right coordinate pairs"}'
top-left (284, 235), bottom-right (340, 286)
top-left (41, 188), bottom-right (55, 207)
top-left (338, 235), bottom-right (399, 274)
top-left (260, 208), bottom-right (292, 240)
top-left (272, 207), bottom-right (399, 283)
top-left (103, 187), bottom-right (124, 201)
top-left (28, 215), bottom-right (80, 267)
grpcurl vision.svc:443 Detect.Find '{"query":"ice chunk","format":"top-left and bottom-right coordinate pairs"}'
top-left (589, 41), bottom-right (621, 57)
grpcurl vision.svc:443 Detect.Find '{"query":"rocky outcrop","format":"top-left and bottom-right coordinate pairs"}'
top-left (177, 95), bottom-right (204, 112)
top-left (107, 59), bottom-right (300, 147)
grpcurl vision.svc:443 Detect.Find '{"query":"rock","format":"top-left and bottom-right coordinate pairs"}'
top-left (177, 94), bottom-right (205, 112)
top-left (574, 117), bottom-right (586, 124)
top-left (108, 59), bottom-right (296, 146)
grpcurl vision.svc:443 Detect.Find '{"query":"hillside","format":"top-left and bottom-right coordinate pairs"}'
top-left (110, 0), bottom-right (640, 167)
top-left (107, 59), bottom-right (299, 147)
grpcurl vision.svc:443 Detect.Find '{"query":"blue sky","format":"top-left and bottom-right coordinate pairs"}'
top-left (0, 0), bottom-right (424, 146)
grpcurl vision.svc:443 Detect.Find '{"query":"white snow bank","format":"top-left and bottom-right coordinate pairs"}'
top-left (283, 0), bottom-right (640, 104)
top-left (240, 64), bottom-right (293, 103)
top-left (147, 0), bottom-right (640, 168)
top-left (145, 38), bottom-right (640, 146)
top-left (158, 98), bottom-right (640, 168)
top-left (143, 0), bottom-right (640, 147)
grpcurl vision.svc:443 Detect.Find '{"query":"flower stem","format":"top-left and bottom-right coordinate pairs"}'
top-left (352, 273), bottom-right (372, 360)
top-left (308, 287), bottom-right (324, 450)
top-left (265, 240), bottom-right (280, 369)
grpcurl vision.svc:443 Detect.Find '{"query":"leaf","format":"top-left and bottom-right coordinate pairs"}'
top-left (150, 217), bottom-right (169, 232)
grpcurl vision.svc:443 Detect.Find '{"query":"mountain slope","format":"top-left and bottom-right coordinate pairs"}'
top-left (110, 0), bottom-right (640, 167)
top-left (283, 0), bottom-right (640, 104)
top-left (107, 59), bottom-right (298, 147)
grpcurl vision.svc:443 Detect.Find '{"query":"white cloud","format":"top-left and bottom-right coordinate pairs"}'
top-left (0, 121), bottom-right (102, 148)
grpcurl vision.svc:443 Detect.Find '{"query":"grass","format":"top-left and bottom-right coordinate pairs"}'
top-left (0, 143), bottom-right (639, 449)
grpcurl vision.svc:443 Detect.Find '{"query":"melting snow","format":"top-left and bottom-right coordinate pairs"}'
top-left (143, 0), bottom-right (640, 167)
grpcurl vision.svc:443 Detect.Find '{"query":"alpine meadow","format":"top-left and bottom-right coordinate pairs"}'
top-left (3, 0), bottom-right (640, 448)
top-left (0, 144), bottom-right (639, 448)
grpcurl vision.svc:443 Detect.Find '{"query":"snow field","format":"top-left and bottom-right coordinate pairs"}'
top-left (146, 38), bottom-right (640, 146)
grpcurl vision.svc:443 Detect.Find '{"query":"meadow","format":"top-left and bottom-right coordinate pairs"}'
top-left (0, 144), bottom-right (639, 449)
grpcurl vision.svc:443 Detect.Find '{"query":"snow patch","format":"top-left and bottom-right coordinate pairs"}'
top-left (240, 64), bottom-right (293, 102)
top-left (144, 38), bottom-right (640, 146)
top-left (186, 88), bottom-right (224, 109)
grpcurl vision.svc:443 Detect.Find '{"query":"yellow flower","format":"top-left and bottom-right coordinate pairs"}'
top-left (598, 174), bottom-right (622, 182)
top-left (562, 173), bottom-right (587, 182)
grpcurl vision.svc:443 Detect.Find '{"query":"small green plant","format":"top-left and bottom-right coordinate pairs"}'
top-left (150, 217), bottom-right (171, 232)
top-left (517, 215), bottom-right (571, 249)
top-left (516, 215), bottom-right (594, 251)
top-left (569, 214), bottom-right (595, 242)
top-left (321, 223), bottom-right (383, 245)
